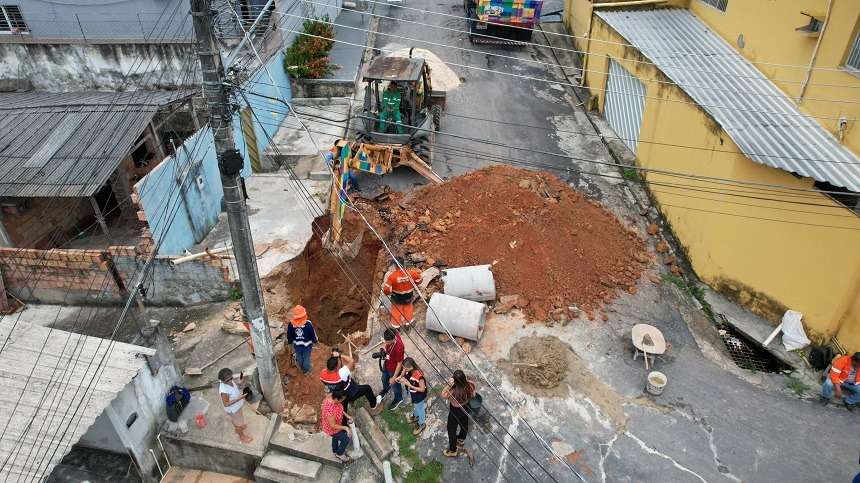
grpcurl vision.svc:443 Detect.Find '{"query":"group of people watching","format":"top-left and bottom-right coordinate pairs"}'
top-left (220, 302), bottom-right (479, 463)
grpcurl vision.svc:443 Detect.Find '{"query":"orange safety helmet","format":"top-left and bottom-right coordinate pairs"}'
top-left (291, 305), bottom-right (308, 326)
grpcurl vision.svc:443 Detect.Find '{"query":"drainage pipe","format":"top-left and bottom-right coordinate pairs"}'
top-left (425, 293), bottom-right (486, 342)
top-left (442, 265), bottom-right (496, 302)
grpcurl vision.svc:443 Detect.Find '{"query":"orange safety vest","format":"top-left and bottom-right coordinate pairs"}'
top-left (829, 355), bottom-right (860, 385)
top-left (383, 268), bottom-right (423, 295)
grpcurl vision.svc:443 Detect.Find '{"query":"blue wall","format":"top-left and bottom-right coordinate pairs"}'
top-left (234, 48), bottom-right (292, 177)
top-left (139, 50), bottom-right (292, 256)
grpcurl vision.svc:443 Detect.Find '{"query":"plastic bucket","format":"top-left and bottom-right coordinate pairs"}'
top-left (646, 371), bottom-right (667, 396)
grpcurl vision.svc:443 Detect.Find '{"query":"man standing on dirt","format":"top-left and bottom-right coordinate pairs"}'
top-left (382, 259), bottom-right (423, 329)
top-left (286, 305), bottom-right (318, 375)
top-left (821, 352), bottom-right (860, 410)
top-left (379, 328), bottom-right (405, 410)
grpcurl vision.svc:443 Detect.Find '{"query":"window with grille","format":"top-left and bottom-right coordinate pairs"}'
top-left (700, 0), bottom-right (728, 13)
top-left (0, 5), bottom-right (28, 33)
top-left (847, 31), bottom-right (860, 71)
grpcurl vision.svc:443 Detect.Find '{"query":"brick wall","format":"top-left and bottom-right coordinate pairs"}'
top-left (0, 246), bottom-right (232, 306)
top-left (2, 197), bottom-right (92, 248)
top-left (0, 247), bottom-right (122, 304)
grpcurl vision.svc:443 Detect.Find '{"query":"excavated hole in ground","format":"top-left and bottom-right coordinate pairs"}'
top-left (263, 215), bottom-right (382, 411)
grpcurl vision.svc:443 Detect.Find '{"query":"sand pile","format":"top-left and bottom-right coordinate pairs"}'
top-left (388, 165), bottom-right (646, 320)
top-left (387, 46), bottom-right (461, 91)
top-left (510, 336), bottom-right (569, 390)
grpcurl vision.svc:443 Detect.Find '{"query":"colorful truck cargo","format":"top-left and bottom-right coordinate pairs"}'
top-left (465, 0), bottom-right (544, 43)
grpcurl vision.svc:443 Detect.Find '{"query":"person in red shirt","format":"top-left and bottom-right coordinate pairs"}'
top-left (382, 260), bottom-right (423, 329)
top-left (320, 390), bottom-right (353, 463)
top-left (378, 328), bottom-right (405, 410)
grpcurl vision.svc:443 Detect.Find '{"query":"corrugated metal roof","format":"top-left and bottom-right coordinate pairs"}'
top-left (596, 8), bottom-right (860, 192)
top-left (0, 90), bottom-right (192, 198)
top-left (0, 320), bottom-right (154, 481)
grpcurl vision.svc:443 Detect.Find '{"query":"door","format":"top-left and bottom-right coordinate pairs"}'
top-left (604, 60), bottom-right (646, 154)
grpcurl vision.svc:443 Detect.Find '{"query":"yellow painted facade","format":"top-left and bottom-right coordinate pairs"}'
top-left (564, 0), bottom-right (860, 351)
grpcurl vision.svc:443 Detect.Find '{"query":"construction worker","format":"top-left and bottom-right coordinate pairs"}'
top-left (821, 352), bottom-right (860, 410)
top-left (377, 82), bottom-right (404, 134)
top-left (286, 305), bottom-right (318, 375)
top-left (382, 259), bottom-right (423, 329)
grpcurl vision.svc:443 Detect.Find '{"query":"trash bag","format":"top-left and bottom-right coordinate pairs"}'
top-left (809, 345), bottom-right (834, 371)
top-left (781, 310), bottom-right (810, 351)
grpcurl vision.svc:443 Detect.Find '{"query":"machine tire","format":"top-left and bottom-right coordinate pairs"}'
top-left (432, 104), bottom-right (442, 131)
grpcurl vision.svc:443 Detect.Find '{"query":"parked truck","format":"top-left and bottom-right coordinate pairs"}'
top-left (464, 0), bottom-right (543, 45)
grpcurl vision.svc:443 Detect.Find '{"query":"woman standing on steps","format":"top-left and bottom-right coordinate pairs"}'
top-left (321, 389), bottom-right (353, 464)
top-left (399, 357), bottom-right (428, 435)
top-left (441, 370), bottom-right (476, 457)
top-left (218, 368), bottom-right (253, 444)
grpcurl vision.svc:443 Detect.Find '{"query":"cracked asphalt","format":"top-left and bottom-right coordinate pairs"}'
top-left (361, 2), bottom-right (860, 482)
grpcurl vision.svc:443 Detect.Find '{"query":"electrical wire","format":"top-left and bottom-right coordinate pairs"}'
top-left (345, 0), bottom-right (860, 77)
top-left (271, 12), bottom-right (860, 122)
top-left (273, 0), bottom-right (860, 105)
top-left (243, 93), bottom-right (860, 205)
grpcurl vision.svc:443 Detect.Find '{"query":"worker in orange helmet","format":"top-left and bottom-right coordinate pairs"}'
top-left (382, 258), bottom-right (423, 329)
top-left (286, 305), bottom-right (318, 375)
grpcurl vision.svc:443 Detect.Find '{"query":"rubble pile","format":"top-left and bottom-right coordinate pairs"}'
top-left (386, 165), bottom-right (647, 321)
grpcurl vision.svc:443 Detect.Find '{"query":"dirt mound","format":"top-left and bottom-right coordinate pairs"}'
top-left (278, 342), bottom-right (331, 414)
top-left (262, 216), bottom-right (381, 346)
top-left (510, 336), bottom-right (569, 392)
top-left (394, 165), bottom-right (646, 319)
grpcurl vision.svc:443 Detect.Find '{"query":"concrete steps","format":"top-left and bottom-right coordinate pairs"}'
top-left (253, 450), bottom-right (344, 483)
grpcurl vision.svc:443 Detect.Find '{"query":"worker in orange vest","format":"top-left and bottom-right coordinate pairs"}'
top-left (382, 259), bottom-right (423, 329)
top-left (821, 352), bottom-right (860, 410)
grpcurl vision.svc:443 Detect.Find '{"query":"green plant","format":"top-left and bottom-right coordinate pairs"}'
top-left (622, 167), bottom-right (640, 182)
top-left (660, 273), bottom-right (714, 320)
top-left (283, 15), bottom-right (335, 79)
top-left (784, 373), bottom-right (810, 397)
top-left (381, 407), bottom-right (443, 482)
top-left (228, 286), bottom-right (243, 301)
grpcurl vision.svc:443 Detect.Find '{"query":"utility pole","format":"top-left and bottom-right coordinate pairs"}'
top-left (189, 0), bottom-right (285, 412)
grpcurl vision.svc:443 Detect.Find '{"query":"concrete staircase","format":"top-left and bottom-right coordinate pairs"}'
top-left (253, 418), bottom-right (343, 483)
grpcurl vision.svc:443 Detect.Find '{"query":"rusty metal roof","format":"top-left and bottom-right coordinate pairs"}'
top-left (364, 56), bottom-right (425, 82)
top-left (0, 90), bottom-right (192, 198)
top-left (597, 8), bottom-right (860, 192)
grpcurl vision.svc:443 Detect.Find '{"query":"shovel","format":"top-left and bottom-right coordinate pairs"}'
top-left (184, 337), bottom-right (250, 376)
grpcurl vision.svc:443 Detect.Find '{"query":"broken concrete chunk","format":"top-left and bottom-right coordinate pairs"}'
top-left (182, 322), bottom-right (197, 332)
top-left (461, 342), bottom-right (472, 353)
top-left (655, 241), bottom-right (669, 253)
top-left (494, 294), bottom-right (520, 314)
top-left (437, 333), bottom-right (451, 342)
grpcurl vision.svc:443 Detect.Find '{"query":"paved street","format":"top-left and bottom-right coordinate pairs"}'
top-left (361, 2), bottom-right (860, 482)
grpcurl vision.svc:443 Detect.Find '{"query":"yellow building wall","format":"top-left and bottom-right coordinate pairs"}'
top-left (580, 14), bottom-right (860, 350)
top-left (690, 0), bottom-right (860, 155)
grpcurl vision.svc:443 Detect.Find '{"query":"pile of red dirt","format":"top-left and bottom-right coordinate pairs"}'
top-left (390, 165), bottom-right (646, 320)
top-left (261, 216), bottom-right (381, 346)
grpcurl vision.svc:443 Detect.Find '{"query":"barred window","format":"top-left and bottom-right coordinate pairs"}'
top-left (846, 31), bottom-right (860, 71)
top-left (0, 5), bottom-right (27, 33)
top-left (700, 0), bottom-right (728, 13)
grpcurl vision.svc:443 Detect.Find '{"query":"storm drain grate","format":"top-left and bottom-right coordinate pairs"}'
top-left (717, 324), bottom-right (789, 373)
